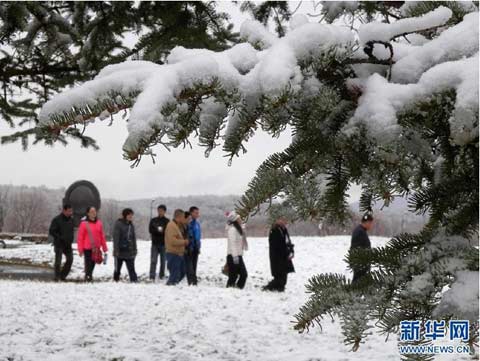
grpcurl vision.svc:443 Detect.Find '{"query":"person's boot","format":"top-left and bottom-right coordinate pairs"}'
top-left (262, 280), bottom-right (274, 291)
top-left (54, 270), bottom-right (62, 282)
top-left (60, 269), bottom-right (68, 281)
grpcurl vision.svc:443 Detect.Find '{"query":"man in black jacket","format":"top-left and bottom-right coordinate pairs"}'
top-left (350, 212), bottom-right (374, 284)
top-left (49, 204), bottom-right (74, 281)
top-left (262, 216), bottom-right (295, 292)
top-left (149, 205), bottom-right (170, 280)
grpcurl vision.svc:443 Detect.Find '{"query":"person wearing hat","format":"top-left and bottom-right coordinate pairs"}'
top-left (225, 211), bottom-right (248, 289)
top-left (262, 215), bottom-right (295, 292)
top-left (350, 212), bottom-right (374, 284)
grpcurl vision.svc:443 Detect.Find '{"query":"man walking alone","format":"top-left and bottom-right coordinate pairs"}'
top-left (49, 204), bottom-right (74, 281)
top-left (350, 212), bottom-right (374, 284)
top-left (262, 215), bottom-right (295, 292)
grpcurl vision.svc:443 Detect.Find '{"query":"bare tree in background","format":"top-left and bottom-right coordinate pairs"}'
top-left (101, 201), bottom-right (150, 240)
top-left (100, 200), bottom-right (121, 238)
top-left (133, 215), bottom-right (150, 241)
top-left (0, 183), bottom-right (426, 237)
top-left (4, 187), bottom-right (50, 233)
top-left (0, 185), bottom-right (11, 232)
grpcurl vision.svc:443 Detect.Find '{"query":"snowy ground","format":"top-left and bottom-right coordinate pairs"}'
top-left (0, 236), bottom-right (470, 361)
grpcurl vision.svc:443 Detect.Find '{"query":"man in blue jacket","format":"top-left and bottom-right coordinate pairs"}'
top-left (185, 206), bottom-right (201, 285)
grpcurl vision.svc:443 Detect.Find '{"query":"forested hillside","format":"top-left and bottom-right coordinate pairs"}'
top-left (0, 184), bottom-right (426, 239)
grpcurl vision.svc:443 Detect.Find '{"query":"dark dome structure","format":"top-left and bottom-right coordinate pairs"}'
top-left (63, 180), bottom-right (101, 227)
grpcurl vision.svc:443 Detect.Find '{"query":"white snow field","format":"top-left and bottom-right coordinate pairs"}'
top-left (0, 236), bottom-right (470, 361)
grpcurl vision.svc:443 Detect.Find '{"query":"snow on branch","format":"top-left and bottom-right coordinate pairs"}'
top-left (239, 19), bottom-right (278, 49)
top-left (358, 6), bottom-right (452, 44)
top-left (434, 270), bottom-right (479, 322)
top-left (39, 18), bottom-right (353, 160)
top-left (38, 6), bottom-right (478, 161)
top-left (391, 12), bottom-right (479, 83)
top-left (40, 60), bottom-right (159, 123)
top-left (346, 54), bottom-right (479, 145)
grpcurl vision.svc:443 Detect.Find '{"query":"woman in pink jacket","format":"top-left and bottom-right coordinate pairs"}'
top-left (77, 206), bottom-right (108, 281)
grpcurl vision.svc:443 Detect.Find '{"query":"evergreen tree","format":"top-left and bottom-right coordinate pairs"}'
top-left (240, 1), bottom-right (291, 36)
top-left (0, 1), bottom-right (236, 148)
top-left (5, 1), bottom-right (480, 357)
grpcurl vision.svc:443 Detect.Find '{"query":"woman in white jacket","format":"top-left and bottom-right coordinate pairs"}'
top-left (225, 211), bottom-right (248, 289)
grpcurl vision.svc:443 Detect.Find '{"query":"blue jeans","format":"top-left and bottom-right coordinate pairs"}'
top-left (150, 243), bottom-right (166, 280)
top-left (166, 253), bottom-right (185, 285)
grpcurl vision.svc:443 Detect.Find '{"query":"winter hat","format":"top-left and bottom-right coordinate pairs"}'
top-left (226, 211), bottom-right (240, 223)
top-left (362, 212), bottom-right (374, 222)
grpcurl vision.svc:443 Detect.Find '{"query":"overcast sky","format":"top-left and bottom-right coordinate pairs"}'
top-left (0, 2), bottom-right (361, 203)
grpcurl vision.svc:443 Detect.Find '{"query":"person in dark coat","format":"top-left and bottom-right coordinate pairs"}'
top-left (49, 204), bottom-right (74, 281)
top-left (350, 212), bottom-right (373, 284)
top-left (149, 205), bottom-right (170, 280)
top-left (262, 216), bottom-right (295, 292)
top-left (113, 208), bottom-right (138, 282)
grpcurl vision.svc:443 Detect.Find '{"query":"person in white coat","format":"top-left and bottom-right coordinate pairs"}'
top-left (225, 211), bottom-right (248, 289)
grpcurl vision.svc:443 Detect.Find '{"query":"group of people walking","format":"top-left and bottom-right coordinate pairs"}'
top-left (49, 202), bottom-right (374, 289)
top-left (152, 206), bottom-right (202, 286)
top-left (50, 204), bottom-right (203, 286)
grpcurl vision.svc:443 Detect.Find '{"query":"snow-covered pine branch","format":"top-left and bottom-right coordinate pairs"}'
top-left (358, 5), bottom-right (452, 44)
top-left (39, 15), bottom-right (355, 160)
top-left (38, 6), bottom-right (477, 162)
